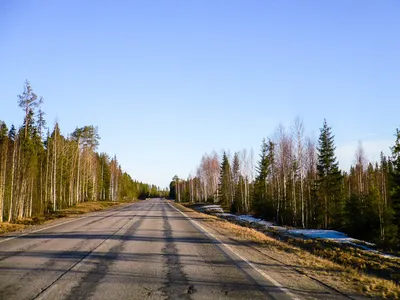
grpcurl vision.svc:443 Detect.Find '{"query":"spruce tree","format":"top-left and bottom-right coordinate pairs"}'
top-left (218, 152), bottom-right (233, 210)
top-left (36, 107), bottom-right (46, 140)
top-left (316, 119), bottom-right (343, 229)
top-left (8, 125), bottom-right (16, 141)
top-left (390, 127), bottom-right (400, 245)
top-left (253, 139), bottom-right (274, 218)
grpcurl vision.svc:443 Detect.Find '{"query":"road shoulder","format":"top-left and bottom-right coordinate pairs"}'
top-left (169, 201), bottom-right (391, 300)
top-left (0, 201), bottom-right (133, 240)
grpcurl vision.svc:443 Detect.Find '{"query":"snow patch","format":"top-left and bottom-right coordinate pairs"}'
top-left (197, 204), bottom-right (224, 213)
top-left (236, 215), bottom-right (274, 228)
top-left (286, 229), bottom-right (398, 259)
top-left (287, 229), bottom-right (349, 240)
top-left (192, 204), bottom-right (399, 260)
top-left (215, 213), bottom-right (236, 218)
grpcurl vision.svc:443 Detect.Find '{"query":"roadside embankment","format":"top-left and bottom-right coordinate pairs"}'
top-left (172, 201), bottom-right (400, 299)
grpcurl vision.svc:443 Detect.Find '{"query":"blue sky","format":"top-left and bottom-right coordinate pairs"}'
top-left (1, 1), bottom-right (399, 188)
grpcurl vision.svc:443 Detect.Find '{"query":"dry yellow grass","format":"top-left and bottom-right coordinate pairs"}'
top-left (59, 201), bottom-right (121, 215)
top-left (174, 202), bottom-right (400, 299)
top-left (0, 201), bottom-right (125, 235)
top-left (0, 222), bottom-right (26, 234)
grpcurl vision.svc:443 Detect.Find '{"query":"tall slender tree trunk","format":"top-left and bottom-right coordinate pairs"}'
top-left (76, 139), bottom-right (80, 204)
top-left (29, 177), bottom-right (33, 217)
top-left (18, 179), bottom-right (26, 219)
top-left (276, 177), bottom-right (281, 224)
top-left (8, 143), bottom-right (14, 221)
top-left (40, 159), bottom-right (43, 215)
top-left (92, 157), bottom-right (96, 201)
top-left (324, 192), bottom-right (328, 229)
top-left (69, 158), bottom-right (74, 206)
top-left (60, 149), bottom-right (63, 208)
top-left (292, 172), bottom-right (296, 226)
top-left (53, 131), bottom-right (57, 211)
top-left (24, 176), bottom-right (30, 218)
top-left (300, 175), bottom-right (304, 228)
top-left (82, 155), bottom-right (87, 201)
top-left (101, 160), bottom-right (104, 200)
top-left (0, 140), bottom-right (8, 222)
top-left (115, 171), bottom-right (119, 201)
top-left (45, 142), bottom-right (50, 212)
top-left (16, 139), bottom-right (23, 220)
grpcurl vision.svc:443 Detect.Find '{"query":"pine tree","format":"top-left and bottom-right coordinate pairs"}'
top-left (316, 119), bottom-right (343, 229)
top-left (18, 80), bottom-right (41, 139)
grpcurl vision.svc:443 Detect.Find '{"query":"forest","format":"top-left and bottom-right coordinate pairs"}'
top-left (170, 118), bottom-right (400, 249)
top-left (0, 81), bottom-right (162, 223)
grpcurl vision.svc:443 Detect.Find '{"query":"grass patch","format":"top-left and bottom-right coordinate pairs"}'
top-left (59, 201), bottom-right (120, 215)
top-left (255, 227), bottom-right (400, 287)
top-left (0, 222), bottom-right (26, 234)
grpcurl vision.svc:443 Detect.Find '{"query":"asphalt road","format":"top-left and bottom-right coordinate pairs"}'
top-left (0, 198), bottom-right (340, 300)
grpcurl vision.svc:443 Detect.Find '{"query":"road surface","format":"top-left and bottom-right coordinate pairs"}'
top-left (0, 199), bottom-right (348, 300)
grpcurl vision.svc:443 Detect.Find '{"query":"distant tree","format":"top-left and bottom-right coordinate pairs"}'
top-left (218, 152), bottom-right (233, 210)
top-left (171, 175), bottom-right (180, 202)
top-left (231, 152), bottom-right (240, 213)
top-left (274, 124), bottom-right (296, 225)
top-left (316, 119), bottom-right (343, 229)
top-left (169, 177), bottom-right (177, 200)
top-left (389, 127), bottom-right (400, 245)
top-left (36, 108), bottom-right (46, 139)
top-left (8, 125), bottom-right (16, 141)
top-left (18, 80), bottom-right (42, 139)
top-left (0, 121), bottom-right (8, 222)
top-left (293, 117), bottom-right (306, 227)
top-left (198, 152), bottom-right (220, 202)
top-left (253, 139), bottom-right (274, 218)
top-left (304, 137), bottom-right (318, 227)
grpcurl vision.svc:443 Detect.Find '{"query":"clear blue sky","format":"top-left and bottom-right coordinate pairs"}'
top-left (1, 1), bottom-right (399, 188)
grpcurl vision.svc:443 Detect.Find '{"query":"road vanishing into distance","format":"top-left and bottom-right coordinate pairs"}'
top-left (0, 199), bottom-right (351, 300)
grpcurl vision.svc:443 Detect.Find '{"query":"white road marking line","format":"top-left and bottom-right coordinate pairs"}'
top-left (0, 205), bottom-right (129, 244)
top-left (167, 201), bottom-right (300, 300)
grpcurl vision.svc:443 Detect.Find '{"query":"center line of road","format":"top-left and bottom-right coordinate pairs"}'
top-left (167, 201), bottom-right (300, 300)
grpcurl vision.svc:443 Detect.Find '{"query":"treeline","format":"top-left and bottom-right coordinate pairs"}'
top-left (0, 80), bottom-right (161, 222)
top-left (170, 118), bottom-right (400, 248)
